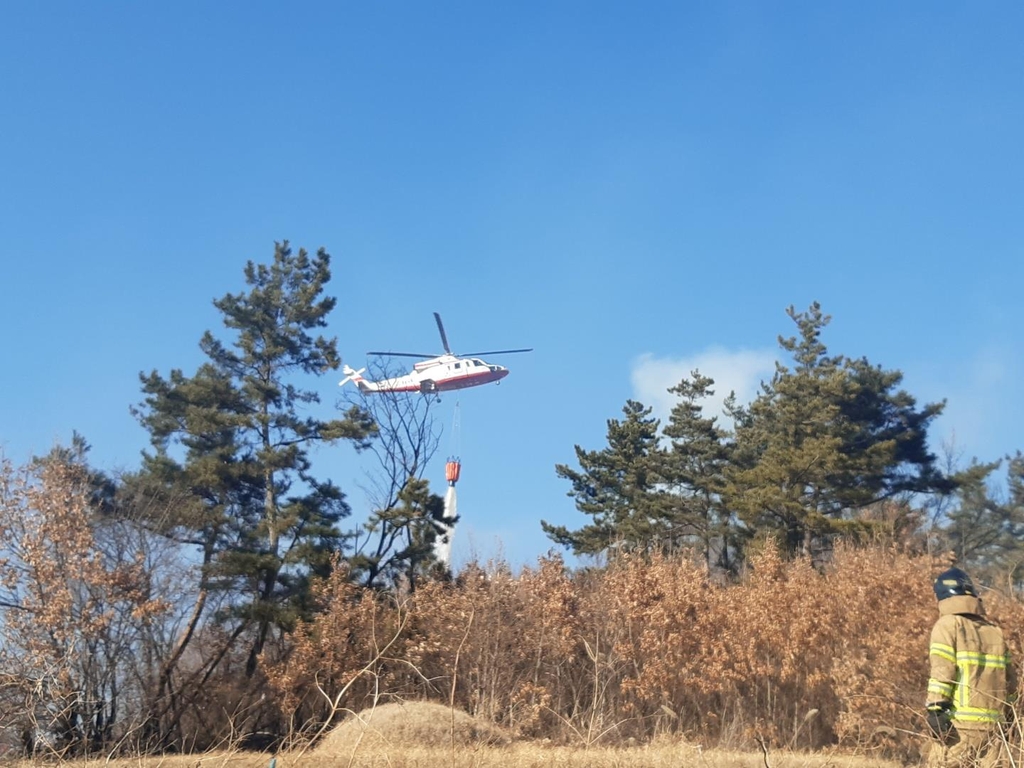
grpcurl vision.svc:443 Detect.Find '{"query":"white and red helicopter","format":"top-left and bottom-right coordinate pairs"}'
top-left (340, 312), bottom-right (531, 395)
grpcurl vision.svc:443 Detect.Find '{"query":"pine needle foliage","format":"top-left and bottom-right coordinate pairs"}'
top-left (131, 241), bottom-right (375, 678)
top-left (543, 401), bottom-right (669, 556)
top-left (726, 303), bottom-right (950, 558)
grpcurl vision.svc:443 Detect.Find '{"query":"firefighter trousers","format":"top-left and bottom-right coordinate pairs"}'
top-left (927, 727), bottom-right (1010, 768)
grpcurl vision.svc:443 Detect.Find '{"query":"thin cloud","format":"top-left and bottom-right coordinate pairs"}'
top-left (631, 347), bottom-right (778, 428)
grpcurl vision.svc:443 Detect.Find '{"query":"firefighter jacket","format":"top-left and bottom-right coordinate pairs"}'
top-left (927, 595), bottom-right (1016, 730)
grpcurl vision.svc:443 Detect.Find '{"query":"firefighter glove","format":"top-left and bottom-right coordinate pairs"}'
top-left (926, 702), bottom-right (953, 742)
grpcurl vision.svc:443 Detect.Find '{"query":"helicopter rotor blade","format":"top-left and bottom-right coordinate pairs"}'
top-left (366, 351), bottom-right (437, 359)
top-left (461, 348), bottom-right (533, 356)
top-left (434, 312), bottom-right (452, 355)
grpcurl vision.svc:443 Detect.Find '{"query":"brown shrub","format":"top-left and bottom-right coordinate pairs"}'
top-left (266, 542), bottom-right (1022, 761)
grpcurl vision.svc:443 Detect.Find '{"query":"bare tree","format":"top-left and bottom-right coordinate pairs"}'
top-left (340, 358), bottom-right (448, 589)
top-left (0, 447), bottom-right (173, 757)
top-left (101, 477), bottom-right (242, 753)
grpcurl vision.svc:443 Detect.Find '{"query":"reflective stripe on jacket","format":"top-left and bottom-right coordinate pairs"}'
top-left (927, 595), bottom-right (1014, 730)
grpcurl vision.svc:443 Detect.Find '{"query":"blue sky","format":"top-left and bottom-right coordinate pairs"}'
top-left (2, 3), bottom-right (1022, 569)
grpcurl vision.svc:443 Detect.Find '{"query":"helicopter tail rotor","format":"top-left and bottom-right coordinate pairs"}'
top-left (339, 365), bottom-right (367, 387)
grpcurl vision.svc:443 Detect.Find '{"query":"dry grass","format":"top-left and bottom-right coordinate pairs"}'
top-left (314, 700), bottom-right (513, 755)
top-left (5, 702), bottom-right (905, 768)
top-left (5, 745), bottom-right (906, 768)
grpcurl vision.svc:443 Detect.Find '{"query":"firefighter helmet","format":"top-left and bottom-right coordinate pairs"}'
top-left (933, 567), bottom-right (978, 601)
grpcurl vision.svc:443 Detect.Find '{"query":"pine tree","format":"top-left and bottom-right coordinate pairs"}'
top-left (349, 476), bottom-right (447, 589)
top-left (940, 452), bottom-right (1024, 578)
top-left (660, 371), bottom-right (735, 570)
top-left (542, 400), bottom-right (668, 556)
top-left (726, 303), bottom-right (950, 557)
top-left (132, 242), bottom-right (374, 677)
top-left (1011, 451), bottom-right (1024, 512)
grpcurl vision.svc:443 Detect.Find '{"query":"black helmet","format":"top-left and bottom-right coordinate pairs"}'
top-left (933, 567), bottom-right (978, 601)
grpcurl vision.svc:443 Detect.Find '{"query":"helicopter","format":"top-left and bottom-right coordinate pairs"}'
top-left (340, 312), bottom-right (531, 395)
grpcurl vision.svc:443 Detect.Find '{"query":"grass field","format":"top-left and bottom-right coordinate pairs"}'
top-left (4, 703), bottom-right (912, 768)
top-left (6, 746), bottom-right (908, 768)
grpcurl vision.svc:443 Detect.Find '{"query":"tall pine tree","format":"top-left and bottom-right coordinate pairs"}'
top-left (543, 400), bottom-right (668, 556)
top-left (132, 242), bottom-right (374, 677)
top-left (726, 303), bottom-right (951, 557)
top-left (660, 371), bottom-right (735, 570)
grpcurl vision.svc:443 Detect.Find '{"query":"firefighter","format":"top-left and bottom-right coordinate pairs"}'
top-left (926, 566), bottom-right (1016, 767)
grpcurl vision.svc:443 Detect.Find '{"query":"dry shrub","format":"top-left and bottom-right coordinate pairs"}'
top-left (314, 700), bottom-right (511, 757)
top-left (266, 541), bottom-right (1022, 760)
top-left (827, 546), bottom-right (936, 756)
top-left (262, 558), bottom-right (411, 732)
top-left (399, 555), bottom-right (587, 739)
top-left (0, 454), bottom-right (172, 756)
top-left (600, 549), bottom-right (714, 739)
top-left (588, 542), bottom-right (934, 750)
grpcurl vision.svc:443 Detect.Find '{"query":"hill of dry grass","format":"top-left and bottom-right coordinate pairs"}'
top-left (314, 700), bottom-right (513, 756)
